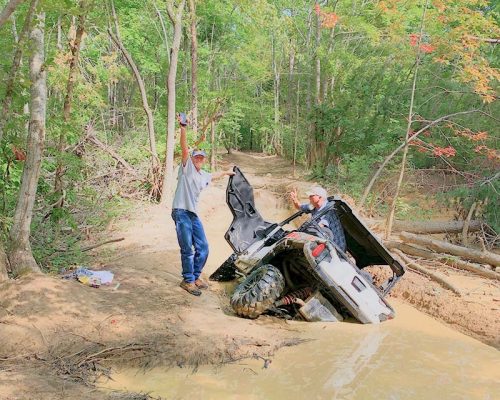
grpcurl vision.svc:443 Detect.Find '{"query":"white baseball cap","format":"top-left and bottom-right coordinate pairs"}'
top-left (192, 149), bottom-right (207, 157)
top-left (306, 186), bottom-right (327, 199)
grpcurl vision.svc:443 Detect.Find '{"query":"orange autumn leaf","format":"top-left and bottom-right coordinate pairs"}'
top-left (486, 149), bottom-right (499, 161)
top-left (322, 12), bottom-right (339, 28)
top-left (433, 146), bottom-right (456, 157)
top-left (481, 94), bottom-right (495, 104)
top-left (409, 33), bottom-right (419, 46)
top-left (470, 132), bottom-right (488, 141)
top-left (313, 4), bottom-right (339, 28)
top-left (420, 43), bottom-right (435, 53)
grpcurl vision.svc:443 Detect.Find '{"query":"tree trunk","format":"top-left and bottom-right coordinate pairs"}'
top-left (307, 2), bottom-right (321, 167)
top-left (11, 12), bottom-right (18, 42)
top-left (0, 241), bottom-right (9, 282)
top-left (286, 42), bottom-right (295, 125)
top-left (160, 0), bottom-right (186, 206)
top-left (0, 0), bottom-right (38, 144)
top-left (107, 14), bottom-right (158, 163)
top-left (400, 231), bottom-right (500, 267)
top-left (153, 0), bottom-right (171, 65)
top-left (462, 202), bottom-right (477, 246)
top-left (57, 15), bottom-right (62, 49)
top-left (314, 1), bottom-right (321, 105)
top-left (385, 0), bottom-right (428, 239)
top-left (54, 1), bottom-right (87, 208)
top-left (305, 8), bottom-right (313, 167)
top-left (188, 0), bottom-right (198, 136)
top-left (272, 34), bottom-right (281, 155)
top-left (111, 82), bottom-right (117, 127)
top-left (0, 0), bottom-right (25, 29)
top-left (321, 21), bottom-right (336, 101)
top-left (293, 71), bottom-right (300, 177)
top-left (8, 11), bottom-right (46, 276)
top-left (210, 120), bottom-right (215, 170)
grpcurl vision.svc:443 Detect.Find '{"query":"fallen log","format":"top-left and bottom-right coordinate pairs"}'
top-left (367, 219), bottom-right (483, 234)
top-left (88, 134), bottom-right (137, 174)
top-left (392, 249), bottom-right (462, 296)
top-left (400, 231), bottom-right (500, 267)
top-left (386, 241), bottom-right (500, 280)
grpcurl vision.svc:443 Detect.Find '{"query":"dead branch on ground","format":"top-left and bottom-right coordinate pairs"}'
top-left (81, 237), bottom-right (124, 252)
top-left (392, 249), bottom-right (462, 296)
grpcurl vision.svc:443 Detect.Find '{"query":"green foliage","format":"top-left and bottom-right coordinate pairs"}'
top-left (0, 150), bottom-right (23, 221)
top-left (442, 179), bottom-right (500, 234)
top-left (0, 0), bottom-right (498, 274)
top-left (218, 104), bottom-right (244, 151)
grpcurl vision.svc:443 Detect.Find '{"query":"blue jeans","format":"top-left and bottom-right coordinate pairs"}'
top-left (171, 209), bottom-right (209, 283)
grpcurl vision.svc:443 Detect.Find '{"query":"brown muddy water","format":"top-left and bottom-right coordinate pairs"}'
top-left (101, 300), bottom-right (499, 400)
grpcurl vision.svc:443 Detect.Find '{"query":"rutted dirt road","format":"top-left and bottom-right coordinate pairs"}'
top-left (0, 151), bottom-right (498, 399)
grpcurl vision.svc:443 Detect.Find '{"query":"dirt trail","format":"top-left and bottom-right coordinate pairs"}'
top-left (0, 151), bottom-right (498, 399)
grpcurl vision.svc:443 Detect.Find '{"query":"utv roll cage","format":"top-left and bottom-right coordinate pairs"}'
top-left (211, 167), bottom-right (405, 297)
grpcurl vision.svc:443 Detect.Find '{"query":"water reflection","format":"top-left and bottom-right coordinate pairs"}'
top-left (322, 328), bottom-right (387, 396)
top-left (102, 302), bottom-right (500, 399)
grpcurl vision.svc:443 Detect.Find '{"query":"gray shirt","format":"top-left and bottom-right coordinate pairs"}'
top-left (172, 157), bottom-right (212, 214)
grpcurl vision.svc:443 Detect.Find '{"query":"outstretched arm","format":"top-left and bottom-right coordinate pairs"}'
top-left (212, 168), bottom-right (235, 180)
top-left (177, 114), bottom-right (189, 165)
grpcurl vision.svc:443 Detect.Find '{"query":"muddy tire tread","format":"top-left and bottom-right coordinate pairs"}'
top-left (230, 265), bottom-right (285, 319)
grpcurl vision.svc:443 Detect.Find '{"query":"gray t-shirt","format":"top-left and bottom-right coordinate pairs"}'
top-left (172, 157), bottom-right (212, 214)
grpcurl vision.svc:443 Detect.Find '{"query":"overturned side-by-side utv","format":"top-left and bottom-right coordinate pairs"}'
top-left (210, 167), bottom-right (405, 324)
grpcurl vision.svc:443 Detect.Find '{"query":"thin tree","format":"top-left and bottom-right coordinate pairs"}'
top-left (272, 33), bottom-right (282, 155)
top-left (160, 0), bottom-right (186, 206)
top-left (314, 1), bottom-right (321, 106)
top-left (0, 0), bottom-right (38, 143)
top-left (188, 0), bottom-right (198, 135)
top-left (153, 0), bottom-right (171, 65)
top-left (384, 0), bottom-right (430, 239)
top-left (359, 109), bottom-right (484, 208)
top-left (0, 0), bottom-right (25, 29)
top-left (108, 0), bottom-right (158, 164)
top-left (0, 242), bottom-right (8, 282)
top-left (53, 1), bottom-right (87, 208)
top-left (286, 39), bottom-right (295, 125)
top-left (8, 10), bottom-right (46, 275)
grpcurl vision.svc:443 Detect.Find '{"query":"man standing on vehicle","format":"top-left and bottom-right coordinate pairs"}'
top-left (172, 113), bottom-right (234, 296)
top-left (289, 186), bottom-right (347, 252)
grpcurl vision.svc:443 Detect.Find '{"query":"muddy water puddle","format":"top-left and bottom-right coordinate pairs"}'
top-left (101, 301), bottom-right (499, 399)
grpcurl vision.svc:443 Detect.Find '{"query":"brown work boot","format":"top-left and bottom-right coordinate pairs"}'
top-left (180, 280), bottom-right (202, 296)
top-left (194, 278), bottom-right (209, 290)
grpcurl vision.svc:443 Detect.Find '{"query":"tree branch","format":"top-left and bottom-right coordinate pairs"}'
top-left (0, 0), bottom-right (25, 29)
top-left (360, 109), bottom-right (484, 207)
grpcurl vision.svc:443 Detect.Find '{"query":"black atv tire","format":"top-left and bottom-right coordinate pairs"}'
top-left (230, 264), bottom-right (285, 319)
